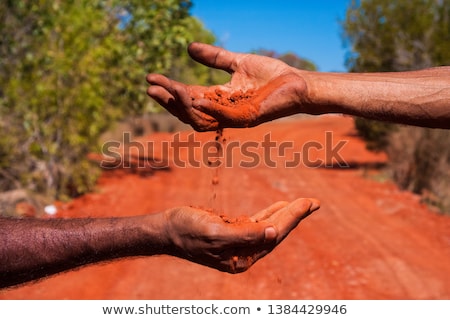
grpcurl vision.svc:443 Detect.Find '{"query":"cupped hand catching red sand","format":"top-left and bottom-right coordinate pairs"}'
top-left (166, 198), bottom-right (320, 274)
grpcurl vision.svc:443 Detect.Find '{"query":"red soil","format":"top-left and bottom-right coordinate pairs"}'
top-left (1, 115), bottom-right (449, 299)
top-left (202, 88), bottom-right (258, 127)
top-left (204, 88), bottom-right (255, 107)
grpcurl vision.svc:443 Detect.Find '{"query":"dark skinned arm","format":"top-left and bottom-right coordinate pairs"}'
top-left (0, 198), bottom-right (319, 289)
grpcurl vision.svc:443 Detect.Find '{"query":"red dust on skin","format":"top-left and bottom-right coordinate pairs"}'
top-left (204, 89), bottom-right (256, 107)
top-left (219, 215), bottom-right (252, 224)
top-left (201, 89), bottom-right (258, 127)
top-left (187, 206), bottom-right (251, 225)
top-left (197, 76), bottom-right (301, 130)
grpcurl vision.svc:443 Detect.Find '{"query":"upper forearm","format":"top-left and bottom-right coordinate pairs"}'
top-left (0, 215), bottom-right (166, 288)
top-left (302, 67), bottom-right (450, 128)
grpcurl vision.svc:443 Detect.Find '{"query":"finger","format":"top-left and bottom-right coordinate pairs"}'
top-left (224, 223), bottom-right (278, 274)
top-left (309, 198), bottom-right (321, 212)
top-left (146, 73), bottom-right (172, 87)
top-left (267, 198), bottom-right (320, 242)
top-left (217, 219), bottom-right (277, 247)
top-left (147, 85), bottom-right (183, 119)
top-left (170, 80), bottom-right (195, 108)
top-left (148, 74), bottom-right (198, 121)
top-left (190, 108), bottom-right (220, 131)
top-left (249, 201), bottom-right (289, 222)
top-left (147, 74), bottom-right (185, 107)
top-left (188, 42), bottom-right (238, 73)
top-left (146, 85), bottom-right (174, 106)
top-left (169, 83), bottom-right (223, 131)
top-left (147, 74), bottom-right (186, 101)
top-left (192, 98), bottom-right (250, 126)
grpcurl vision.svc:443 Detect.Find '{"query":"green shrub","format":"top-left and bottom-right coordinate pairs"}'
top-left (354, 117), bottom-right (397, 152)
top-left (0, 0), bottom-right (215, 204)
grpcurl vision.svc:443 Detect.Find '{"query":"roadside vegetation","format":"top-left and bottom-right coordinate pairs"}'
top-left (342, 0), bottom-right (450, 213)
top-left (0, 0), bottom-right (224, 211)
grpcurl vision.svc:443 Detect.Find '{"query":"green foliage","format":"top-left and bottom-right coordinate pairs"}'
top-left (342, 0), bottom-right (450, 212)
top-left (0, 0), bottom-right (216, 202)
top-left (353, 117), bottom-right (395, 151)
top-left (278, 53), bottom-right (317, 71)
top-left (1, 0), bottom-right (117, 200)
top-left (343, 0), bottom-right (450, 72)
top-left (252, 49), bottom-right (317, 71)
top-left (106, 0), bottom-right (197, 114)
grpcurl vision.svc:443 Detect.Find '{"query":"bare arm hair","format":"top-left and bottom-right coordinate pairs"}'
top-left (0, 215), bottom-right (163, 288)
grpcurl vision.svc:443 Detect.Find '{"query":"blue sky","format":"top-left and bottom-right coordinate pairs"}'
top-left (190, 0), bottom-right (352, 72)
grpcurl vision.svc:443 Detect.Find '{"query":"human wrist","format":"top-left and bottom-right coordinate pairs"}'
top-left (299, 70), bottom-right (346, 115)
top-left (93, 215), bottom-right (169, 259)
top-left (158, 208), bottom-right (191, 258)
top-left (133, 213), bottom-right (171, 256)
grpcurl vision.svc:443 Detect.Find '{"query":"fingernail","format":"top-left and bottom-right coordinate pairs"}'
top-left (264, 226), bottom-right (277, 242)
top-left (310, 199), bottom-right (320, 212)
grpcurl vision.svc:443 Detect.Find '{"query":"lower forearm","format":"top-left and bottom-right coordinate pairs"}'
top-left (0, 215), bottom-right (167, 288)
top-left (302, 67), bottom-right (450, 128)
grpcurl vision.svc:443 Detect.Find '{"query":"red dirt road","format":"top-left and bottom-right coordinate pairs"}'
top-left (1, 115), bottom-right (449, 299)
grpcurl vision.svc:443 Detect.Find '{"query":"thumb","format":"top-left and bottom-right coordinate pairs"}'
top-left (188, 42), bottom-right (236, 73)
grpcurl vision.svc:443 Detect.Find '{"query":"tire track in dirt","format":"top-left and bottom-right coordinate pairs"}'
top-left (309, 172), bottom-right (435, 298)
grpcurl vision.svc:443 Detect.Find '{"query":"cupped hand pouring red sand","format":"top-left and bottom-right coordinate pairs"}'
top-left (147, 42), bottom-right (450, 130)
top-left (147, 42), bottom-right (310, 131)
